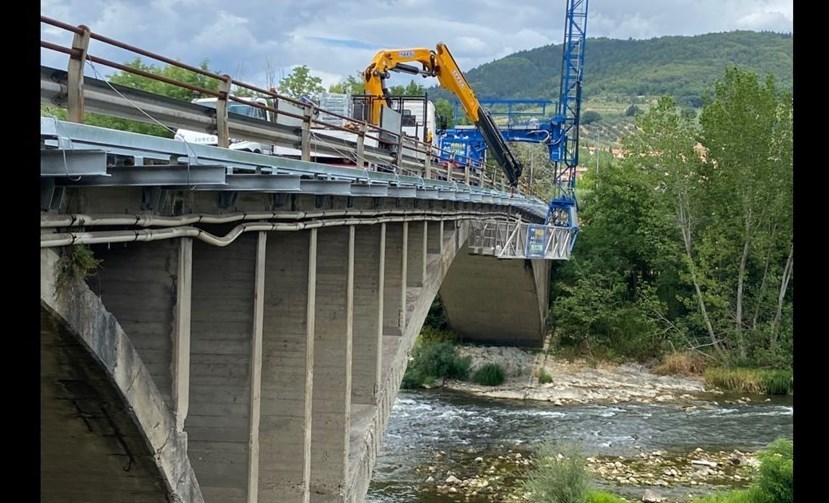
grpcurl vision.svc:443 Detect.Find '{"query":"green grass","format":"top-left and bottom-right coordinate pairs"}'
top-left (537, 368), bottom-right (554, 384)
top-left (472, 363), bottom-right (506, 386)
top-left (586, 490), bottom-right (630, 503)
top-left (704, 367), bottom-right (792, 395)
top-left (522, 442), bottom-right (588, 503)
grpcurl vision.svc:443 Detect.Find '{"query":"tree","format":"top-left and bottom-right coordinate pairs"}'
top-left (696, 67), bottom-right (793, 360)
top-left (622, 96), bottom-right (724, 355)
top-left (433, 98), bottom-right (455, 131)
top-left (328, 72), bottom-right (365, 95)
top-left (581, 110), bottom-right (602, 124)
top-left (624, 104), bottom-right (640, 117)
top-left (81, 58), bottom-right (221, 137)
top-left (388, 79), bottom-right (426, 96)
top-left (278, 65), bottom-right (324, 100)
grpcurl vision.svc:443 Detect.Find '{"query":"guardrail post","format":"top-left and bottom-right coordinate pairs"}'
top-left (464, 163), bottom-right (470, 186)
top-left (301, 104), bottom-right (313, 161)
top-left (423, 146), bottom-right (432, 180)
top-left (66, 25), bottom-right (91, 123)
top-left (356, 122), bottom-right (367, 168)
top-left (478, 162), bottom-right (485, 187)
top-left (217, 75), bottom-right (231, 148)
top-left (395, 133), bottom-right (403, 173)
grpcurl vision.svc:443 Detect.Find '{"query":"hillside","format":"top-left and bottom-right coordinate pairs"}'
top-left (427, 30), bottom-right (792, 145)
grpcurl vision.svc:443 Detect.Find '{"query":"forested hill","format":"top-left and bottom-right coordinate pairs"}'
top-left (428, 31), bottom-right (792, 105)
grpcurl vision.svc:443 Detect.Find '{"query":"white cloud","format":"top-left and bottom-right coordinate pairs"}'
top-left (40, 0), bottom-right (793, 91)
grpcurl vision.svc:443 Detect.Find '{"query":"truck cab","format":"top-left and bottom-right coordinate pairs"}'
top-left (174, 96), bottom-right (274, 155)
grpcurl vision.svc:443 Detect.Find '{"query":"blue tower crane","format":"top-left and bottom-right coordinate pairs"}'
top-left (546, 0), bottom-right (589, 232)
top-left (434, 0), bottom-right (588, 260)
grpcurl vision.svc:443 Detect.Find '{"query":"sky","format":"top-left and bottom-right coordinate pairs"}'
top-left (40, 0), bottom-right (793, 92)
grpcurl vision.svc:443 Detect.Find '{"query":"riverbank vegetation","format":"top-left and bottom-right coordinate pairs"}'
top-left (538, 67), bottom-right (792, 388)
top-left (518, 438), bottom-right (792, 503)
top-left (402, 325), bottom-right (513, 389)
top-left (692, 438), bottom-right (792, 503)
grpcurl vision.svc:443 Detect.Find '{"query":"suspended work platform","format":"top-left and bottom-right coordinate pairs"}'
top-left (467, 219), bottom-right (577, 260)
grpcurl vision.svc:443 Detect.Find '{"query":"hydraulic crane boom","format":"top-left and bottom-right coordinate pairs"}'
top-left (363, 43), bottom-right (523, 187)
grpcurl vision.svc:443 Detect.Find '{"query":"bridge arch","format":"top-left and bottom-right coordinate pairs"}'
top-left (40, 248), bottom-right (203, 503)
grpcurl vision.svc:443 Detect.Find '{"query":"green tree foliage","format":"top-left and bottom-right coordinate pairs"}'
top-left (388, 79), bottom-right (427, 96)
top-left (550, 66), bottom-right (792, 368)
top-left (550, 136), bottom-right (679, 360)
top-left (82, 58), bottom-right (220, 137)
top-left (328, 72), bottom-right (365, 95)
top-left (401, 340), bottom-right (471, 389)
top-left (695, 67), bottom-right (793, 364)
top-left (278, 65), bottom-right (324, 99)
top-left (434, 98), bottom-right (455, 130)
top-left (581, 110), bottom-right (602, 124)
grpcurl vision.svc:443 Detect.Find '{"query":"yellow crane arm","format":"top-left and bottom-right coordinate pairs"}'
top-left (362, 43), bottom-right (523, 186)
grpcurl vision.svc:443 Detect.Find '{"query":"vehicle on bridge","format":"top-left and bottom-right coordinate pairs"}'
top-left (361, 43), bottom-right (524, 187)
top-left (174, 95), bottom-right (275, 154)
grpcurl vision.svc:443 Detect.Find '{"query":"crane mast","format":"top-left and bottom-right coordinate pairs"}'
top-left (546, 0), bottom-right (588, 229)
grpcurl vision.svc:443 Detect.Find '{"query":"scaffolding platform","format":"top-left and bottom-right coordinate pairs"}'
top-left (467, 220), bottom-right (577, 260)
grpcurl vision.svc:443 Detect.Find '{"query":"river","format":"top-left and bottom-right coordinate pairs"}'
top-left (365, 388), bottom-right (793, 502)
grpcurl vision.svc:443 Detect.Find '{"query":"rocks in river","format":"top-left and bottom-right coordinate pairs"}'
top-left (642, 488), bottom-right (664, 502)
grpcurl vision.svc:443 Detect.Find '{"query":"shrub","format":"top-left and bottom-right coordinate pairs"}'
top-left (760, 371), bottom-right (793, 395)
top-left (692, 438), bottom-right (792, 503)
top-left (704, 368), bottom-right (792, 395)
top-left (538, 368), bottom-right (554, 384)
top-left (754, 438), bottom-right (793, 503)
top-left (522, 442), bottom-right (588, 503)
top-left (419, 325), bottom-right (458, 345)
top-left (425, 295), bottom-right (449, 330)
top-left (56, 244), bottom-right (102, 292)
top-left (654, 351), bottom-right (708, 376)
top-left (401, 339), bottom-right (471, 389)
top-left (472, 363), bottom-right (505, 386)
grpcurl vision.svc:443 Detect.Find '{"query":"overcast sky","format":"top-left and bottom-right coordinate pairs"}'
top-left (40, 0), bottom-right (793, 91)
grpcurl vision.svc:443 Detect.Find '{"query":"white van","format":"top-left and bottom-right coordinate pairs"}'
top-left (174, 96), bottom-right (273, 155)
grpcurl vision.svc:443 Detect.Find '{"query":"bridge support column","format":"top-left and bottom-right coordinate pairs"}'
top-left (247, 232), bottom-right (267, 502)
top-left (173, 237), bottom-right (192, 432)
top-left (352, 225), bottom-right (385, 405)
top-left (406, 221), bottom-right (427, 288)
top-left (310, 227), bottom-right (355, 502)
top-left (383, 223), bottom-right (407, 336)
top-left (259, 230), bottom-right (317, 502)
top-left (427, 221), bottom-right (441, 255)
top-left (188, 234), bottom-right (258, 501)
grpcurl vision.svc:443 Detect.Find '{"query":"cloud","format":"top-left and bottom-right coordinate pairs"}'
top-left (40, 0), bottom-right (793, 92)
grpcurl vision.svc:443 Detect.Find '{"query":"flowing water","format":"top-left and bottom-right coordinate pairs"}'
top-left (366, 388), bottom-right (794, 502)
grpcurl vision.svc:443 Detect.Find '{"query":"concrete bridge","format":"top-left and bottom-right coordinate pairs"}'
top-left (39, 18), bottom-right (573, 502)
top-left (40, 120), bottom-right (558, 503)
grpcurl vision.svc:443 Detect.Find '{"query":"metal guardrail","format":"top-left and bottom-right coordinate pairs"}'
top-left (38, 15), bottom-right (515, 190)
top-left (40, 116), bottom-right (550, 219)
